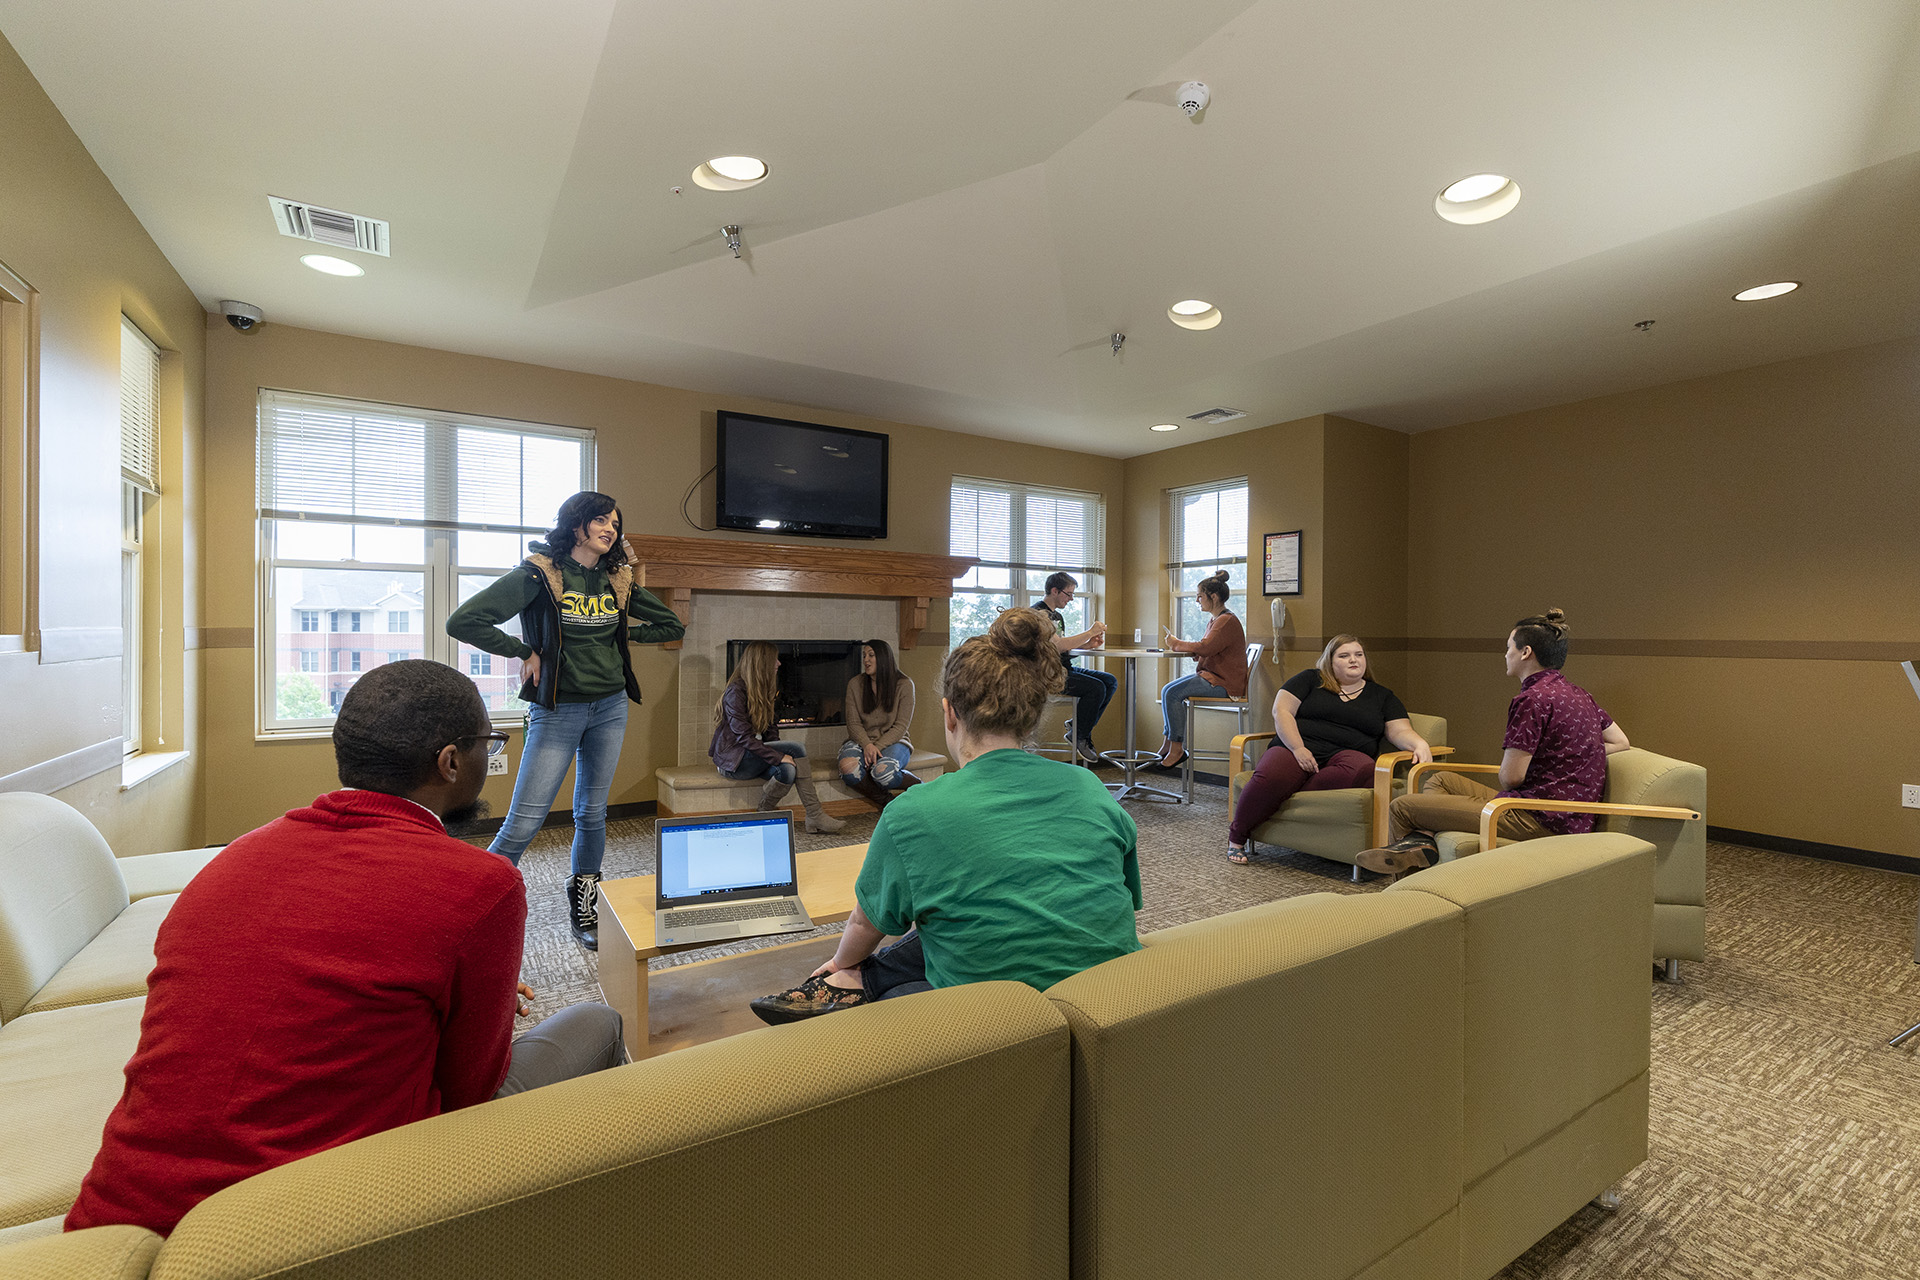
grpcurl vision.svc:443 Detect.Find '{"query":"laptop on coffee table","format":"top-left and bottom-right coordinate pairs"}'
top-left (654, 811), bottom-right (817, 948)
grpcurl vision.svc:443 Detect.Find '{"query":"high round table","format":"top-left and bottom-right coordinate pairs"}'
top-left (1071, 646), bottom-right (1184, 804)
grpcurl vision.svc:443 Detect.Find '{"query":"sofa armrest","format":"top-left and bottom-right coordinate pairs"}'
top-left (1478, 799), bottom-right (1701, 850)
top-left (1228, 732), bottom-right (1276, 774)
top-left (117, 847), bottom-right (222, 901)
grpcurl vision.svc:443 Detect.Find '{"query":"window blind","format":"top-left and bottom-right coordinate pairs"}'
top-left (119, 318), bottom-right (160, 492)
top-left (256, 389), bottom-right (593, 532)
top-left (1167, 477), bottom-right (1248, 568)
top-left (950, 476), bottom-right (1104, 573)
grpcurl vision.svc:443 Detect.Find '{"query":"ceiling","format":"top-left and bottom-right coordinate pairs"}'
top-left (4, 0), bottom-right (1919, 457)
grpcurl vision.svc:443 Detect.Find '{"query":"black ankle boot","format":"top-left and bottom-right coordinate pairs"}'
top-left (569, 872), bottom-right (601, 951)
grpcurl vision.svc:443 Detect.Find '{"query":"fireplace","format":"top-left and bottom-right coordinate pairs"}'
top-left (725, 640), bottom-right (864, 729)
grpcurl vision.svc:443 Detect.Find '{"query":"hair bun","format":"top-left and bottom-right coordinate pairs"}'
top-left (988, 607), bottom-right (1054, 660)
top-left (1543, 607), bottom-right (1567, 634)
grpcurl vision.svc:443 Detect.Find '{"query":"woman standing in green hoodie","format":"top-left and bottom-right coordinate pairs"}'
top-left (447, 491), bottom-right (684, 949)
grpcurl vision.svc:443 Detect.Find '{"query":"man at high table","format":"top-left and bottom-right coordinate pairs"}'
top-left (1034, 571), bottom-right (1115, 765)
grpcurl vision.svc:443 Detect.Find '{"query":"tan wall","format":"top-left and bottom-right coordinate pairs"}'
top-left (0, 33), bottom-right (204, 853)
top-left (202, 321), bottom-right (1125, 840)
top-left (1321, 415), bottom-right (1411, 696)
top-left (1405, 334), bottom-right (1920, 858)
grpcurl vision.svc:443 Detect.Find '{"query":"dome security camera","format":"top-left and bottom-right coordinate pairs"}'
top-left (220, 300), bottom-right (263, 332)
top-left (1177, 80), bottom-right (1210, 117)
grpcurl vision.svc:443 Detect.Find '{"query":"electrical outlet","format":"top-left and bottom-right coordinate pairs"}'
top-left (488, 754), bottom-right (508, 776)
top-left (1905, 784), bottom-right (1920, 809)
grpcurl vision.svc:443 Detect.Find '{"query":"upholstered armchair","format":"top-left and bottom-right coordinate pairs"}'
top-left (1404, 746), bottom-right (1706, 977)
top-left (1226, 712), bottom-right (1451, 878)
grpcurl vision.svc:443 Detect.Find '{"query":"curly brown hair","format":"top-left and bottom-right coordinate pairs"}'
top-left (941, 609), bottom-right (1065, 741)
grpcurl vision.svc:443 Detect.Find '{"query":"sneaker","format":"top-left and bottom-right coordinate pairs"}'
top-left (568, 872), bottom-right (601, 951)
top-left (1074, 739), bottom-right (1106, 766)
top-left (749, 974), bottom-right (871, 1025)
top-left (1353, 836), bottom-right (1436, 876)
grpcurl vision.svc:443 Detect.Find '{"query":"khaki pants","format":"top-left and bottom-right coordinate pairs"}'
top-left (1388, 771), bottom-right (1550, 847)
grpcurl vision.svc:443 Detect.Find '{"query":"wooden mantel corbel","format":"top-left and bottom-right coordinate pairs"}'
top-left (626, 534), bottom-right (977, 650)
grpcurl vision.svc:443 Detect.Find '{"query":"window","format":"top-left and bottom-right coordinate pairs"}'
top-left (1167, 478), bottom-right (1248, 667)
top-left (387, 650), bottom-right (405, 664)
top-left (0, 259), bottom-right (37, 641)
top-left (469, 651), bottom-right (492, 675)
top-left (298, 650), bottom-right (320, 673)
top-left (298, 610), bottom-right (319, 631)
top-left (258, 389), bottom-right (592, 732)
top-left (949, 477), bottom-right (1104, 645)
top-left (120, 318), bottom-right (160, 753)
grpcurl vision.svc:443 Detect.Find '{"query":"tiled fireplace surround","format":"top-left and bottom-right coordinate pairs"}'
top-left (675, 592), bottom-right (902, 767)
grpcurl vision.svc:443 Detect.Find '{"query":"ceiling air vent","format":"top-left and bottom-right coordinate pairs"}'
top-left (268, 196), bottom-right (390, 256)
top-left (1186, 407), bottom-right (1247, 425)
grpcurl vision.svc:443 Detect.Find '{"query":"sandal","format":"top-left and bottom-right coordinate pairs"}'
top-left (1227, 842), bottom-right (1252, 865)
top-left (749, 972), bottom-right (872, 1025)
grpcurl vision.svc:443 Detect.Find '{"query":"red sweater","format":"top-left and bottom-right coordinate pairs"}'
top-left (67, 790), bottom-right (526, 1236)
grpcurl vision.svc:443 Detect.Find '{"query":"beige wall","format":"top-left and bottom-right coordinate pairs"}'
top-left (1405, 334), bottom-right (1920, 859)
top-left (0, 33), bottom-right (204, 854)
top-left (202, 321), bottom-right (1125, 840)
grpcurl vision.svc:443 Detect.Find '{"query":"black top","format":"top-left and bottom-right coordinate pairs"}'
top-left (1279, 669), bottom-right (1409, 763)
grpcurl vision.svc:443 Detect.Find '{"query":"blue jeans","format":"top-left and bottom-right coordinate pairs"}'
top-left (489, 692), bottom-right (629, 877)
top-left (724, 741), bottom-right (806, 786)
top-left (859, 931), bottom-right (935, 1002)
top-left (1063, 667), bottom-right (1117, 744)
top-left (1160, 672), bottom-right (1217, 743)
top-left (838, 740), bottom-right (913, 788)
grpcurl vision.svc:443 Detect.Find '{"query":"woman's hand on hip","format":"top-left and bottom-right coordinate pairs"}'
top-left (1293, 746), bottom-right (1319, 773)
top-left (521, 653), bottom-right (541, 686)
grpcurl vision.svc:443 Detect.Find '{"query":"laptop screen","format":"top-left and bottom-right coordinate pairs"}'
top-left (656, 813), bottom-right (799, 906)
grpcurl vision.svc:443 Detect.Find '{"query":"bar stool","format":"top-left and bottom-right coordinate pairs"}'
top-left (1029, 693), bottom-right (1082, 764)
top-left (1182, 643), bottom-right (1268, 801)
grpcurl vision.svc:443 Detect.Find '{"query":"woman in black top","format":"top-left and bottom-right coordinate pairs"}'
top-left (1227, 634), bottom-right (1433, 863)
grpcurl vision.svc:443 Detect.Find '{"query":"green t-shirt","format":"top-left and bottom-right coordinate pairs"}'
top-left (855, 749), bottom-right (1142, 991)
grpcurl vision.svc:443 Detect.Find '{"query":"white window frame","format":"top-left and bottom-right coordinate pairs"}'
top-left (256, 389), bottom-right (595, 736)
top-left (120, 317), bottom-right (161, 755)
top-left (1166, 477), bottom-right (1249, 673)
top-left (949, 476), bottom-right (1105, 646)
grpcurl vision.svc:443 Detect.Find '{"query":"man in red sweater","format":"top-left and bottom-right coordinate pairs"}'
top-left (67, 661), bottom-right (623, 1236)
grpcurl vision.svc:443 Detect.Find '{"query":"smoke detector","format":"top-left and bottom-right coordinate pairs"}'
top-left (269, 196), bottom-right (390, 256)
top-left (1186, 407), bottom-right (1247, 425)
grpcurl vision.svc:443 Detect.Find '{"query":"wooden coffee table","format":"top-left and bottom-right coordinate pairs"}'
top-left (596, 842), bottom-right (869, 1060)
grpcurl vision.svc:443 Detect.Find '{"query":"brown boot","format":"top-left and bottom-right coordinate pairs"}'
top-left (790, 759), bottom-right (846, 834)
top-left (756, 776), bottom-right (792, 812)
top-left (1353, 835), bottom-right (1437, 876)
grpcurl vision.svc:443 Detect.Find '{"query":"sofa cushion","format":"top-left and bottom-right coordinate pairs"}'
top-left (0, 997), bottom-right (146, 1229)
top-left (0, 795), bottom-right (132, 1023)
top-left (153, 982), bottom-right (1068, 1280)
top-left (24, 895), bottom-right (173, 1015)
top-left (1046, 890), bottom-right (1464, 1280)
top-left (118, 849), bottom-right (221, 903)
top-left (0, 1223), bottom-right (159, 1280)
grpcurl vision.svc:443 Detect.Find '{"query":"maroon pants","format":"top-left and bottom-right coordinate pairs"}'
top-left (1229, 747), bottom-right (1376, 845)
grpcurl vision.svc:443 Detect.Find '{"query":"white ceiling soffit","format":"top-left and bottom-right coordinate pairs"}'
top-left (1, 0), bottom-right (1918, 458)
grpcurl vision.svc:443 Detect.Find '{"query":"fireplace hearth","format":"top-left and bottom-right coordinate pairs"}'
top-left (725, 640), bottom-right (865, 729)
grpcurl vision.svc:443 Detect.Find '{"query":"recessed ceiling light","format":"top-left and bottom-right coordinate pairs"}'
top-left (300, 253), bottom-right (364, 276)
top-left (1733, 281), bottom-right (1799, 302)
top-left (1434, 173), bottom-right (1521, 225)
top-left (691, 156), bottom-right (769, 191)
top-left (1167, 299), bottom-right (1222, 330)
top-left (1150, 423), bottom-right (1180, 432)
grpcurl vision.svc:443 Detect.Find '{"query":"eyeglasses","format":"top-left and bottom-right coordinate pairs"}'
top-left (456, 732), bottom-right (510, 757)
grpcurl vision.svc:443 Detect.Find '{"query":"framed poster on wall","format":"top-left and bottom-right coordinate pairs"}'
top-left (1263, 529), bottom-right (1301, 596)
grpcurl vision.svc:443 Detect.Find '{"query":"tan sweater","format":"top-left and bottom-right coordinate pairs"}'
top-left (844, 675), bottom-right (914, 750)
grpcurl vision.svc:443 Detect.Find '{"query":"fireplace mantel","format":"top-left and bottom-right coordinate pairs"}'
top-left (628, 534), bottom-right (977, 650)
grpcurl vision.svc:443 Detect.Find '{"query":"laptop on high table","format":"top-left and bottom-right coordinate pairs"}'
top-left (654, 811), bottom-right (817, 948)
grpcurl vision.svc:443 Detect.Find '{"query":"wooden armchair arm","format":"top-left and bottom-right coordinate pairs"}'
top-left (1478, 798), bottom-right (1702, 851)
top-left (1228, 732), bottom-right (1277, 774)
top-left (1371, 746), bottom-right (1456, 846)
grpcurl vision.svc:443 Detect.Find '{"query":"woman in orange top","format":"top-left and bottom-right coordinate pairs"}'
top-left (1154, 570), bottom-right (1248, 769)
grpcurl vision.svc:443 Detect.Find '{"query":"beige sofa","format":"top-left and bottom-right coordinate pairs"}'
top-left (1227, 712), bottom-right (1451, 871)
top-left (0, 793), bottom-right (221, 1233)
top-left (1411, 746), bottom-right (1707, 974)
top-left (6, 832), bottom-right (1654, 1280)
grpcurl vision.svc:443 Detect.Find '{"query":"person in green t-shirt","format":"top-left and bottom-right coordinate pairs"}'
top-left (446, 491), bottom-right (685, 950)
top-left (750, 608), bottom-right (1142, 1023)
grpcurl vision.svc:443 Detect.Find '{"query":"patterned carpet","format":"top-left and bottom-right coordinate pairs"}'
top-left (494, 779), bottom-right (1920, 1279)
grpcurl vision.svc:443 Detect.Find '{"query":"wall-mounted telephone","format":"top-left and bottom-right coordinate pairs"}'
top-left (1268, 598), bottom-right (1287, 662)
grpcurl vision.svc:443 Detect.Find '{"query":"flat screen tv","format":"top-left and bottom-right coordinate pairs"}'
top-left (714, 411), bottom-right (889, 540)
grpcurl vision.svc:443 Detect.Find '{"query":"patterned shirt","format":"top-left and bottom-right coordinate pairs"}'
top-left (1499, 670), bottom-right (1614, 834)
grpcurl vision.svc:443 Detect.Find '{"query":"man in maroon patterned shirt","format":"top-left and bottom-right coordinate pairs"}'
top-left (1356, 609), bottom-right (1630, 874)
